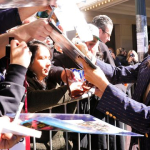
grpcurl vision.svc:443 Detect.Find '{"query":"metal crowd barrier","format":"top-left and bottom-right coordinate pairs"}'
top-left (32, 85), bottom-right (134, 150)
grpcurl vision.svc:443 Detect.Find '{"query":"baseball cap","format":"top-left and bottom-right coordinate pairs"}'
top-left (88, 23), bottom-right (100, 41)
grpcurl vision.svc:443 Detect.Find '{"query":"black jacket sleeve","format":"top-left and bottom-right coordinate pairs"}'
top-left (96, 59), bottom-right (140, 84)
top-left (0, 8), bottom-right (22, 33)
top-left (98, 42), bottom-right (115, 66)
top-left (97, 84), bottom-right (150, 133)
top-left (27, 78), bottom-right (71, 112)
top-left (0, 64), bottom-right (27, 116)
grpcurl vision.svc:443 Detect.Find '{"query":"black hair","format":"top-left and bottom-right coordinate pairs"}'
top-left (27, 40), bottom-right (53, 65)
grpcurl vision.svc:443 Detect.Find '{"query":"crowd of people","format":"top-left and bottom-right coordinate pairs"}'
top-left (0, 1), bottom-right (150, 150)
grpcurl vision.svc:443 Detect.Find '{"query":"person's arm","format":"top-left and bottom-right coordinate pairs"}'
top-left (0, 116), bottom-right (24, 149)
top-left (18, 6), bottom-right (51, 22)
top-left (97, 84), bottom-right (150, 133)
top-left (75, 39), bottom-right (139, 84)
top-left (0, 6), bottom-right (52, 34)
top-left (114, 57), bottom-right (122, 67)
top-left (27, 72), bottom-right (80, 112)
top-left (0, 64), bottom-right (26, 116)
top-left (0, 40), bottom-right (31, 116)
top-left (0, 8), bottom-right (22, 34)
top-left (80, 58), bottom-right (150, 133)
top-left (27, 78), bottom-right (71, 112)
top-left (0, 18), bottom-right (53, 58)
top-left (95, 59), bottom-right (140, 84)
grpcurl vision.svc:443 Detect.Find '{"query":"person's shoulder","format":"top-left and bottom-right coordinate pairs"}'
top-left (99, 41), bottom-right (107, 47)
top-left (140, 55), bottom-right (150, 67)
top-left (99, 42), bottom-right (109, 52)
top-left (144, 55), bottom-right (150, 61)
top-left (99, 41), bottom-right (108, 49)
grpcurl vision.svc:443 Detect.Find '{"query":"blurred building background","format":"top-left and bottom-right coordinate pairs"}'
top-left (77, 0), bottom-right (150, 52)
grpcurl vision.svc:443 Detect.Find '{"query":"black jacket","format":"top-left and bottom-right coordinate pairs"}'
top-left (98, 41), bottom-right (116, 66)
top-left (26, 69), bottom-right (71, 113)
top-left (0, 64), bottom-right (26, 116)
top-left (27, 68), bottom-right (73, 149)
top-left (0, 8), bottom-right (22, 34)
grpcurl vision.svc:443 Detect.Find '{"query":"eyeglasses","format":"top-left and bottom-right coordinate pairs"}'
top-left (102, 29), bottom-right (111, 37)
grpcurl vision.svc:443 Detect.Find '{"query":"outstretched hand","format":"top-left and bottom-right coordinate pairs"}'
top-left (78, 57), bottom-right (109, 94)
top-left (0, 116), bottom-right (24, 149)
top-left (26, 18), bottom-right (53, 41)
top-left (61, 69), bottom-right (75, 84)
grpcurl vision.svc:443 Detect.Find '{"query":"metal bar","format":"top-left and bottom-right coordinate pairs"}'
top-left (64, 104), bottom-right (69, 150)
top-left (77, 100), bottom-right (81, 150)
top-left (49, 109), bottom-right (52, 150)
top-left (44, 89), bottom-right (94, 110)
top-left (87, 93), bottom-right (91, 150)
top-left (33, 137), bottom-right (36, 150)
top-left (123, 123), bottom-right (126, 150)
top-left (88, 134), bottom-right (91, 150)
top-left (114, 120), bottom-right (116, 150)
top-left (107, 116), bottom-right (109, 150)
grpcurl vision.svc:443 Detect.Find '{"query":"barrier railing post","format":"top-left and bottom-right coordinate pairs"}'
top-left (64, 104), bottom-right (69, 150)
top-left (33, 137), bottom-right (36, 150)
top-left (114, 120), bottom-right (116, 150)
top-left (77, 100), bottom-right (81, 150)
top-left (107, 115), bottom-right (109, 150)
top-left (87, 92), bottom-right (91, 150)
top-left (49, 108), bottom-right (52, 150)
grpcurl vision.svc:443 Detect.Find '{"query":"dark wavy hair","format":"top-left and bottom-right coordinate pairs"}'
top-left (27, 40), bottom-right (53, 65)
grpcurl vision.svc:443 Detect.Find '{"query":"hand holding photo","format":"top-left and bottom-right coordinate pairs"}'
top-left (0, 121), bottom-right (41, 138)
top-left (68, 68), bottom-right (94, 98)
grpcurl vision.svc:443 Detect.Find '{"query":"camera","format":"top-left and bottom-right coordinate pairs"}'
top-left (130, 53), bottom-right (135, 57)
top-left (109, 50), bottom-right (112, 53)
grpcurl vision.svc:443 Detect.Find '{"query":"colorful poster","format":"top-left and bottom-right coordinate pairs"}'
top-left (8, 113), bottom-right (143, 137)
